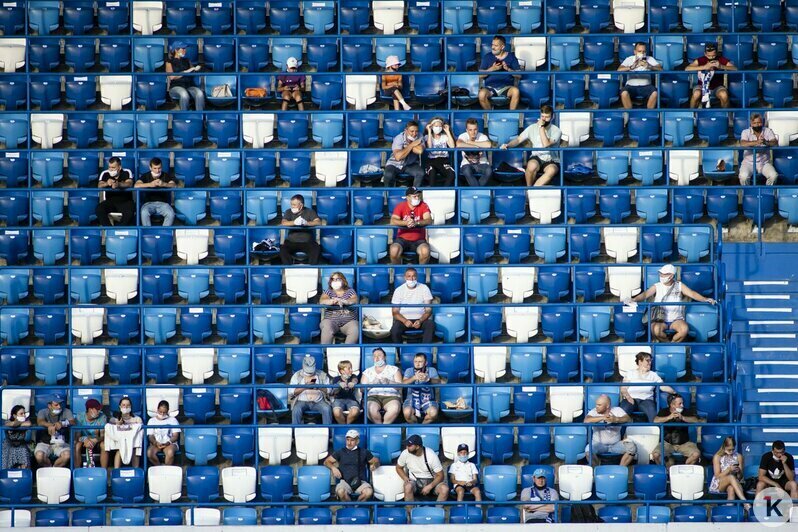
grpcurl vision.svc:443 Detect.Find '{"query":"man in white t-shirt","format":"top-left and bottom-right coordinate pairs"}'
top-left (584, 394), bottom-right (637, 466)
top-left (449, 443), bottom-right (482, 501)
top-left (390, 268), bottom-right (435, 343)
top-left (360, 348), bottom-right (403, 424)
top-left (499, 104), bottom-right (561, 186)
top-left (455, 117), bottom-right (493, 186)
top-left (396, 434), bottom-right (448, 501)
top-left (620, 352), bottom-right (676, 422)
top-left (617, 42), bottom-right (662, 109)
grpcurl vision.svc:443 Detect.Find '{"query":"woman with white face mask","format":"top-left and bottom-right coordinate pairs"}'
top-left (106, 397), bottom-right (143, 468)
top-left (146, 400), bottom-right (181, 466)
top-left (2, 405), bottom-right (32, 469)
top-left (165, 41), bottom-right (204, 111)
top-left (424, 117), bottom-right (456, 186)
top-left (319, 272), bottom-right (359, 344)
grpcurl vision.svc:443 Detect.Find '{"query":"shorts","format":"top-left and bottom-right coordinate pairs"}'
top-left (592, 440), bottom-right (636, 456)
top-left (332, 399), bottom-right (360, 411)
top-left (662, 441), bottom-right (700, 458)
top-left (402, 399), bottom-right (439, 413)
top-left (336, 479), bottom-right (372, 496)
top-left (622, 84), bottom-right (656, 100)
top-left (367, 394), bottom-right (402, 408)
top-left (528, 157), bottom-right (558, 173)
top-left (394, 238), bottom-right (428, 253)
top-left (35, 442), bottom-right (69, 458)
top-left (695, 85), bottom-right (727, 96)
top-left (485, 86), bottom-right (511, 97)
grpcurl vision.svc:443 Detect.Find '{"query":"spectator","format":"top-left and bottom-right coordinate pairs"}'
top-left (384, 121), bottom-right (425, 188)
top-left (584, 394), bottom-right (637, 466)
top-left (652, 393), bottom-right (702, 466)
top-left (390, 187), bottom-right (432, 264)
top-left (289, 355), bottom-right (332, 425)
top-left (165, 41), bottom-right (204, 111)
top-left (2, 405), bottom-right (32, 469)
top-left (96, 156), bottom-right (135, 226)
top-left (739, 113), bottom-right (779, 186)
top-left (75, 398), bottom-right (107, 468)
top-left (330, 360), bottom-right (362, 424)
top-left (146, 400), bottom-right (180, 466)
top-left (279, 194), bottom-right (321, 265)
top-left (709, 436), bottom-right (747, 504)
top-left (620, 352), bottom-right (676, 422)
top-left (402, 352), bottom-right (444, 424)
top-left (391, 268), bottom-right (435, 344)
top-left (35, 393), bottom-right (74, 467)
top-left (686, 43), bottom-right (736, 108)
top-left (320, 272), bottom-right (359, 344)
top-left (424, 116), bottom-right (455, 186)
top-left (456, 118), bottom-right (494, 186)
top-left (134, 157), bottom-right (176, 227)
top-left (627, 263), bottom-right (716, 343)
top-left (324, 429), bottom-right (380, 501)
top-left (277, 56), bottom-right (305, 111)
top-left (757, 440), bottom-right (798, 498)
top-left (104, 396), bottom-right (143, 468)
top-left (617, 42), bottom-right (662, 109)
top-left (500, 105), bottom-right (562, 186)
top-left (449, 443), bottom-right (482, 502)
top-left (396, 434), bottom-right (449, 502)
top-left (520, 469), bottom-right (558, 523)
top-left (360, 348), bottom-right (403, 424)
top-left (382, 55), bottom-right (411, 111)
top-left (478, 35), bottom-right (521, 110)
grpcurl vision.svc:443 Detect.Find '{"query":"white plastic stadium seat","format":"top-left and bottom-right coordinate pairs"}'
top-left (513, 37), bottom-right (547, 71)
top-left (423, 190), bottom-right (457, 224)
top-left (285, 268), bottom-right (319, 304)
top-left (372, 1), bottom-right (405, 34)
top-left (145, 386), bottom-right (181, 418)
top-left (442, 427), bottom-right (476, 460)
top-left (767, 111), bottom-right (798, 147)
top-left (0, 39), bottom-right (27, 72)
top-left (0, 510), bottom-right (31, 528)
top-left (100, 76), bottom-right (133, 110)
top-left (325, 347), bottom-right (361, 377)
top-left (527, 189), bottom-right (562, 224)
top-left (603, 227), bottom-right (639, 263)
top-left (148, 465), bottom-right (183, 503)
top-left (669, 464), bottom-right (704, 500)
top-left (549, 386), bottom-right (584, 423)
top-left (1, 388), bottom-right (32, 421)
top-left (222, 466), bottom-right (257, 503)
top-left (36, 468), bottom-right (71, 504)
top-left (473, 346), bottom-right (508, 383)
top-left (499, 267), bottom-right (536, 303)
top-left (371, 466), bottom-right (405, 501)
top-left (361, 306), bottom-right (393, 340)
top-left (295, 427), bottom-right (330, 465)
top-left (179, 348), bottom-right (215, 385)
top-left (558, 112), bottom-right (591, 147)
top-left (617, 345), bottom-right (652, 378)
top-left (613, 0), bottom-right (646, 32)
top-left (258, 427), bottom-right (293, 464)
top-left (72, 348), bottom-right (107, 385)
top-left (345, 75), bottom-right (378, 110)
top-left (176, 229), bottom-right (210, 265)
top-left (558, 465), bottom-right (594, 500)
top-left (505, 306), bottom-right (540, 343)
top-left (668, 150), bottom-right (700, 185)
top-left (315, 152), bottom-right (348, 187)
top-left (104, 268), bottom-right (139, 304)
top-left (132, 1), bottom-right (164, 35)
top-left (242, 113), bottom-right (276, 148)
top-left (427, 228), bottom-right (461, 264)
top-left (71, 308), bottom-right (106, 344)
top-left (186, 508), bottom-right (221, 526)
top-left (625, 426), bottom-right (661, 464)
top-left (31, 114), bottom-right (64, 150)
top-left (608, 266), bottom-right (642, 301)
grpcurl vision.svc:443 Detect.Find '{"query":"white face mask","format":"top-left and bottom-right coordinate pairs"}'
top-left (120, 407), bottom-right (131, 414)
top-left (108, 170), bottom-right (118, 177)
top-left (51, 408), bottom-right (62, 416)
top-left (674, 407), bottom-right (684, 414)
top-left (331, 280), bottom-right (343, 290)
top-left (151, 170), bottom-right (161, 178)
top-left (410, 198), bottom-right (421, 207)
top-left (432, 126), bottom-right (443, 135)
top-left (660, 275), bottom-right (671, 284)
top-left (406, 134), bottom-right (416, 142)
top-left (374, 359), bottom-right (386, 368)
top-left (157, 413), bottom-right (168, 420)
top-left (636, 53), bottom-right (645, 60)
top-left (291, 207), bottom-right (301, 215)
top-left (16, 415), bottom-right (26, 422)
top-left (406, 280), bottom-right (417, 289)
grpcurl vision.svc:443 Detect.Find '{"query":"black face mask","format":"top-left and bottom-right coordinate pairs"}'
top-left (752, 126), bottom-right (763, 133)
top-left (541, 120), bottom-right (551, 127)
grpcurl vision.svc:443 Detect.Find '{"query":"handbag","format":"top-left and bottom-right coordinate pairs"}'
top-left (245, 87), bottom-right (267, 98)
top-left (212, 84), bottom-right (233, 98)
top-left (650, 282), bottom-right (678, 322)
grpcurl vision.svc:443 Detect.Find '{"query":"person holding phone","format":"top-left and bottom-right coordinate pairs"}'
top-left (402, 353), bottom-right (444, 424)
top-left (709, 436), bottom-right (747, 504)
top-left (277, 57), bottom-right (305, 111)
top-left (165, 41), bottom-right (204, 111)
top-left (685, 43), bottom-right (736, 108)
top-left (738, 113), bottom-right (779, 186)
top-left (478, 35), bottom-right (521, 110)
top-left (617, 42), bottom-right (662, 109)
top-left (757, 440), bottom-right (798, 498)
top-left (289, 355), bottom-right (332, 425)
top-left (652, 393), bottom-right (702, 466)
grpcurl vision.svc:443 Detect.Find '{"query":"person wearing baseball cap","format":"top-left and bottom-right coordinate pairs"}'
top-left (288, 355), bottom-right (332, 425)
top-left (625, 263), bottom-right (716, 343)
top-left (449, 444), bottom-right (482, 501)
top-left (396, 434), bottom-right (449, 501)
top-left (277, 56), bottom-right (305, 111)
top-left (75, 398), bottom-right (108, 468)
top-left (685, 42), bottom-right (736, 108)
top-left (34, 394), bottom-right (75, 467)
top-left (520, 468), bottom-right (558, 523)
top-left (384, 121), bottom-right (425, 188)
top-left (382, 55), bottom-right (411, 110)
top-left (390, 187), bottom-right (432, 264)
top-left (166, 40), bottom-right (204, 111)
top-left (324, 429), bottom-right (380, 501)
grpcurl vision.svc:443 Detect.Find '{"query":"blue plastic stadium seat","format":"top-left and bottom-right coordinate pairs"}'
top-left (150, 507), bottom-right (184, 526)
top-left (270, 1), bottom-right (301, 33)
top-left (546, 0), bottom-right (577, 32)
top-left (144, 308), bottom-right (178, 344)
top-left (201, 3), bottom-right (233, 34)
top-left (73, 510), bottom-right (106, 527)
top-left (0, 191), bottom-right (30, 226)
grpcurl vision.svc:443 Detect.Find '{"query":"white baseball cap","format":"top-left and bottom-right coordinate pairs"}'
top-left (385, 55), bottom-right (401, 68)
top-left (286, 57), bottom-right (298, 69)
top-left (345, 430), bottom-right (360, 439)
top-left (659, 264), bottom-right (676, 275)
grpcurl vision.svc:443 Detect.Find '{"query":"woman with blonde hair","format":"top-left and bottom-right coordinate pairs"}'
top-left (709, 436), bottom-right (747, 504)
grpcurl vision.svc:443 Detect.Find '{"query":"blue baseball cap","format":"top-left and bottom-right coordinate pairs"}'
top-left (49, 393), bottom-right (65, 404)
top-left (532, 468), bottom-right (547, 478)
top-left (169, 41), bottom-right (189, 52)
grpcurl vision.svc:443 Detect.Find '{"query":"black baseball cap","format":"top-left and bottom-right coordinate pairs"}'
top-left (406, 434), bottom-right (423, 446)
top-left (405, 186), bottom-right (421, 196)
top-left (457, 444), bottom-right (469, 453)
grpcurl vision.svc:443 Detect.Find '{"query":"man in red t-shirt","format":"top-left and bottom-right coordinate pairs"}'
top-left (685, 43), bottom-right (736, 108)
top-left (389, 187), bottom-right (433, 264)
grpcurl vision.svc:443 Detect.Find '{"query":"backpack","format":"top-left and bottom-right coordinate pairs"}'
top-left (570, 504), bottom-right (603, 523)
top-left (257, 389), bottom-right (284, 412)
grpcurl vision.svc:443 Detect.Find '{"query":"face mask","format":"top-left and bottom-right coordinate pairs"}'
top-left (674, 407), bottom-right (684, 414)
top-left (752, 126), bottom-right (763, 133)
top-left (176, 51), bottom-right (185, 58)
top-left (410, 198), bottom-right (421, 207)
top-left (406, 134), bottom-right (416, 142)
top-left (16, 415), bottom-right (26, 422)
top-left (541, 120), bottom-right (551, 127)
top-left (660, 276), bottom-right (671, 284)
top-left (331, 280), bottom-right (343, 290)
top-left (151, 170), bottom-right (161, 178)
top-left (157, 413), bottom-right (168, 420)
top-left (636, 53), bottom-right (645, 60)
top-left (108, 170), bottom-right (118, 178)
top-left (458, 455), bottom-right (469, 463)
top-left (406, 280), bottom-right (417, 289)
top-left (291, 207), bottom-right (301, 215)
top-left (432, 126), bottom-right (442, 135)
top-left (51, 408), bottom-right (62, 416)
top-left (374, 359), bottom-right (386, 368)
top-left (121, 407), bottom-right (131, 415)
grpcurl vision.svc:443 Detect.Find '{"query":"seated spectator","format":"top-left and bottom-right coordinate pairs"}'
top-left (390, 187), bottom-right (432, 264)
top-left (165, 41), bottom-right (204, 111)
top-left (757, 440), bottom-right (798, 498)
top-left (584, 394), bottom-right (637, 466)
top-left (739, 113), bottom-right (779, 186)
top-left (382, 55), bottom-right (411, 111)
top-left (146, 400), bottom-right (180, 466)
top-left (500, 105), bottom-right (561, 186)
top-left (520, 469), bottom-right (558, 523)
top-left (652, 393), bottom-right (702, 466)
top-left (289, 355), bottom-right (332, 425)
top-left (35, 393), bottom-right (74, 468)
top-left (384, 121), bottom-right (425, 188)
top-left (709, 436), bottom-right (747, 504)
top-left (134, 157), bottom-right (176, 227)
top-left (277, 56), bottom-right (305, 111)
top-left (96, 156), bottom-right (135, 226)
top-left (391, 268), bottom-right (435, 344)
top-left (617, 42), bottom-right (662, 109)
top-left (320, 272), bottom-right (359, 344)
top-left (396, 434), bottom-right (449, 502)
top-left (360, 348), bottom-right (403, 424)
top-left (686, 43), bottom-right (736, 108)
top-left (402, 352), bottom-right (444, 424)
top-left (478, 35), bottom-right (520, 110)
top-left (620, 351), bottom-right (675, 422)
top-left (103, 396), bottom-right (143, 468)
top-left (424, 117), bottom-right (455, 186)
top-left (75, 398), bottom-right (107, 468)
top-left (627, 263), bottom-right (716, 343)
top-left (330, 360), bottom-right (362, 424)
top-left (449, 443), bottom-right (482, 502)
top-left (456, 118), bottom-right (494, 186)
top-left (2, 405), bottom-right (32, 469)
top-left (279, 194), bottom-right (321, 265)
top-left (324, 429), bottom-right (380, 501)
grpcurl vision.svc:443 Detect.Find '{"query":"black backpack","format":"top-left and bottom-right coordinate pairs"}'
top-left (570, 504), bottom-right (603, 523)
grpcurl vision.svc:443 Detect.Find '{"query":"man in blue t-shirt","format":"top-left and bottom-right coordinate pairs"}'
top-left (402, 352), bottom-right (444, 423)
top-left (478, 35), bottom-right (521, 110)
